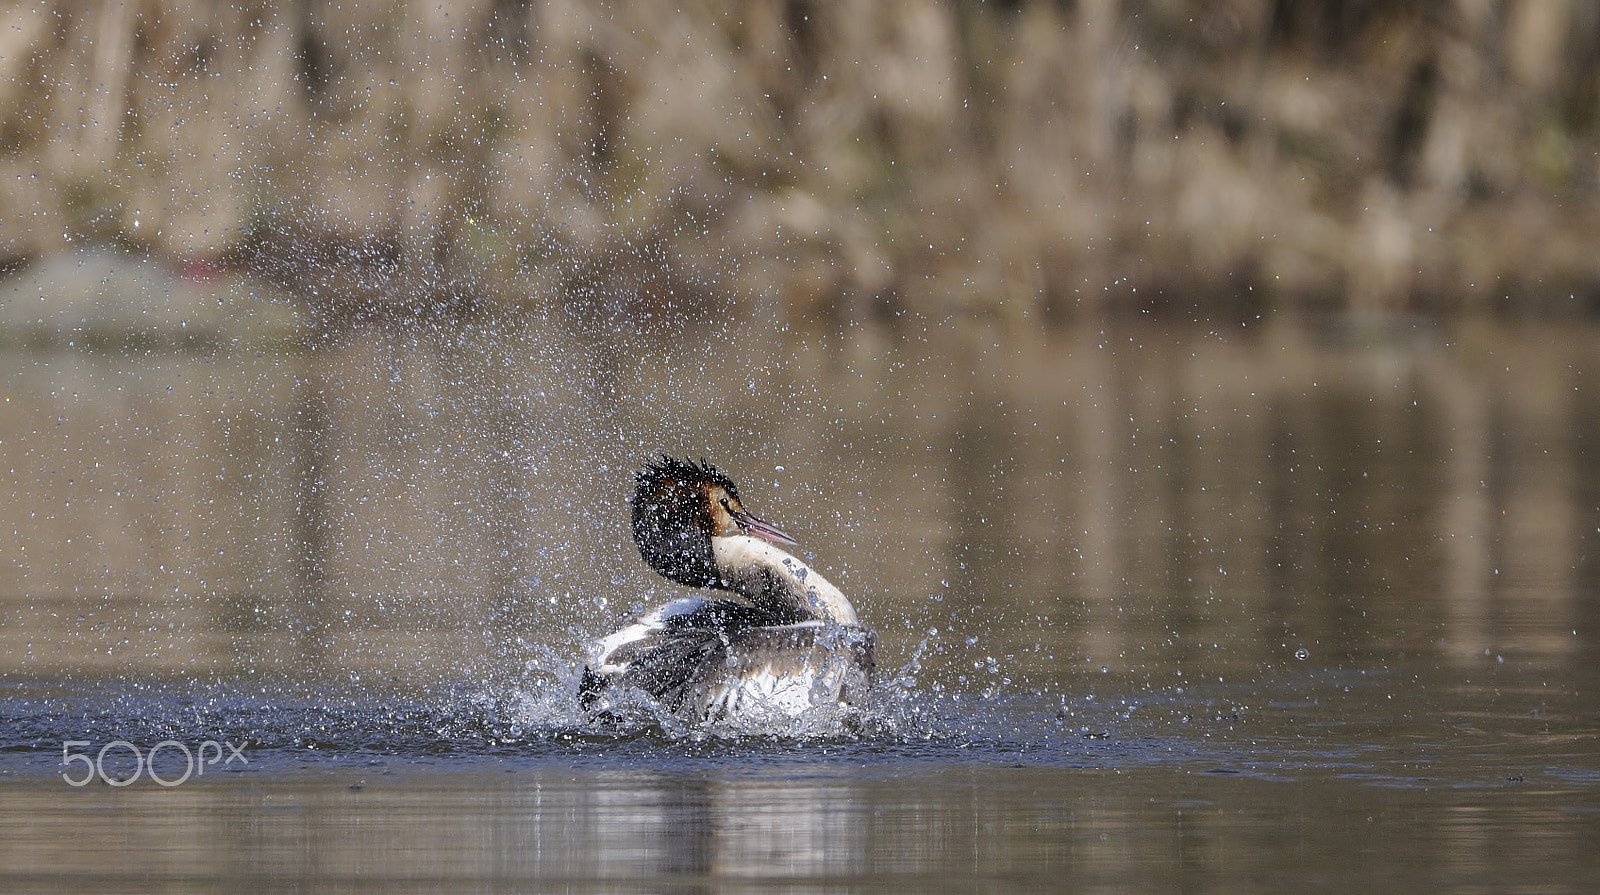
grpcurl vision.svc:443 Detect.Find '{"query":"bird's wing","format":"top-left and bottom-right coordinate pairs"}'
top-left (580, 598), bottom-right (806, 711)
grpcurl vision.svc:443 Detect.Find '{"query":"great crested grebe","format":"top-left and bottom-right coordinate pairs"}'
top-left (579, 456), bottom-right (875, 721)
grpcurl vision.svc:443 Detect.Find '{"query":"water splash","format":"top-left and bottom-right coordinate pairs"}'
top-left (472, 625), bottom-right (957, 743)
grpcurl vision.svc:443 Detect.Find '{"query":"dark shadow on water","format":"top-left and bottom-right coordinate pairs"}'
top-left (4, 661), bottom-right (1592, 795)
top-left (4, 667), bottom-right (1597, 893)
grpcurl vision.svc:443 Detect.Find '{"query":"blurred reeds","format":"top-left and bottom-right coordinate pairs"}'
top-left (3, 0), bottom-right (1598, 322)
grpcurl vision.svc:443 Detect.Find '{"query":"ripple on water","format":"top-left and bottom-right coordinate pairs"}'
top-left (0, 674), bottom-right (1231, 779)
top-left (4, 668), bottom-right (1595, 793)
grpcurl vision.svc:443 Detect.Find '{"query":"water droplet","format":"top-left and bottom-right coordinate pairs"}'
top-left (1294, 648), bottom-right (1309, 660)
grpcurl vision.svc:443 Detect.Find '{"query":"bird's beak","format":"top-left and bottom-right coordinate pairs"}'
top-left (732, 509), bottom-right (798, 546)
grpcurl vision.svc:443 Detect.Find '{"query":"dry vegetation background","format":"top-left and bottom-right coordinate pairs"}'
top-left (3, 0), bottom-right (1599, 324)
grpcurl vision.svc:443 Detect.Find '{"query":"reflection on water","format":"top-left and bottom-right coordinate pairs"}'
top-left (3, 749), bottom-right (1597, 893)
top-left (3, 253), bottom-right (1600, 891)
top-left (3, 254), bottom-right (1597, 693)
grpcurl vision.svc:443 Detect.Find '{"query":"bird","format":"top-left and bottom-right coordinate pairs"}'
top-left (578, 456), bottom-right (875, 723)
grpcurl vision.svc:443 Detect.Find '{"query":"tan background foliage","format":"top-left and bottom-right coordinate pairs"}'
top-left (3, 0), bottom-right (1598, 319)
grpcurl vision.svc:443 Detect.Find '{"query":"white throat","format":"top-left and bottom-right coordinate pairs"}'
top-left (711, 535), bottom-right (859, 625)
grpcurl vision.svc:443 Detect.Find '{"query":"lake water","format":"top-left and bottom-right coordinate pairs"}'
top-left (2, 253), bottom-right (1598, 891)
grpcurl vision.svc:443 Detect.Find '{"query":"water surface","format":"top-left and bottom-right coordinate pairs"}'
top-left (2, 254), bottom-right (1598, 891)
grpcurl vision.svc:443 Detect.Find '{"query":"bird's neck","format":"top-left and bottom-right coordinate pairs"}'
top-left (710, 535), bottom-right (859, 625)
